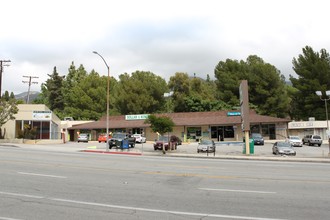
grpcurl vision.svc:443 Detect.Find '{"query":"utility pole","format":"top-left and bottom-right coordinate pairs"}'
top-left (0, 60), bottom-right (11, 97)
top-left (22, 75), bottom-right (39, 103)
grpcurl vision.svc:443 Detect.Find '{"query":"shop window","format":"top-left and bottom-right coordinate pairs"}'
top-left (224, 126), bottom-right (234, 138)
top-left (187, 127), bottom-right (201, 139)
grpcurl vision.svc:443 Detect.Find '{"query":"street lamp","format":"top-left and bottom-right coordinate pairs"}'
top-left (315, 90), bottom-right (330, 156)
top-left (93, 51), bottom-right (110, 151)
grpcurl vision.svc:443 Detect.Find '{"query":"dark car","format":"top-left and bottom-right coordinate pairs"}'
top-left (251, 133), bottom-right (264, 145)
top-left (243, 133), bottom-right (264, 145)
top-left (170, 135), bottom-right (182, 145)
top-left (108, 133), bottom-right (136, 149)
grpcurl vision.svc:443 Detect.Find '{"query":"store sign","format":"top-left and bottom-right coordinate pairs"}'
top-left (32, 111), bottom-right (52, 120)
top-left (227, 112), bottom-right (241, 116)
top-left (125, 114), bottom-right (149, 120)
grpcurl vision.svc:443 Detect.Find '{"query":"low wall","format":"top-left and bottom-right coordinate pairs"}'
top-left (0, 139), bottom-right (24, 144)
top-left (0, 139), bottom-right (63, 144)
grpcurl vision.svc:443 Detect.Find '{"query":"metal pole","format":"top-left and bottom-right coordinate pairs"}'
top-left (93, 51), bottom-right (110, 151)
top-left (326, 99), bottom-right (330, 157)
top-left (0, 60), bottom-right (11, 97)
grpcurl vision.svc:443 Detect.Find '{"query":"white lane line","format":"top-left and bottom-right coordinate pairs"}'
top-left (199, 188), bottom-right (276, 194)
top-left (0, 191), bottom-right (44, 199)
top-left (0, 217), bottom-right (25, 220)
top-left (0, 190), bottom-right (286, 220)
top-left (51, 198), bottom-right (285, 220)
top-left (17, 172), bottom-right (67, 179)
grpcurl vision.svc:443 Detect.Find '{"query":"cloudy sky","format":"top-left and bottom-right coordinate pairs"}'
top-left (1, 0), bottom-right (329, 94)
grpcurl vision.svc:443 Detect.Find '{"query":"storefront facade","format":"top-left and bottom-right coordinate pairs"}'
top-left (288, 120), bottom-right (329, 140)
top-left (69, 111), bottom-right (289, 142)
top-left (2, 104), bottom-right (62, 140)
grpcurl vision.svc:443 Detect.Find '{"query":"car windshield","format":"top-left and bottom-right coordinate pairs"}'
top-left (313, 135), bottom-right (321, 139)
top-left (80, 134), bottom-right (88, 137)
top-left (200, 140), bottom-right (212, 145)
top-left (277, 142), bottom-right (292, 148)
top-left (159, 136), bottom-right (169, 142)
top-left (252, 133), bottom-right (262, 138)
top-left (289, 136), bottom-right (300, 140)
top-left (113, 133), bottom-right (126, 139)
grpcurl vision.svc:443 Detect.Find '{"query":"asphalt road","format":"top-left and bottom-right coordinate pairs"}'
top-left (1, 145), bottom-right (330, 220)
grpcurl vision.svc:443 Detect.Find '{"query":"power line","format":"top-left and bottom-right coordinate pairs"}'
top-left (22, 75), bottom-right (39, 103)
top-left (0, 60), bottom-right (11, 97)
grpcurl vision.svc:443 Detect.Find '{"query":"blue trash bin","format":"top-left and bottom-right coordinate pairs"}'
top-left (122, 139), bottom-right (129, 149)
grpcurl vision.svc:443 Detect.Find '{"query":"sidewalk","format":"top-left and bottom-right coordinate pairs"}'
top-left (1, 141), bottom-right (330, 163)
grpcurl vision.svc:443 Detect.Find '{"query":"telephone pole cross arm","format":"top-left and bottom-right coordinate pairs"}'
top-left (0, 60), bottom-right (11, 96)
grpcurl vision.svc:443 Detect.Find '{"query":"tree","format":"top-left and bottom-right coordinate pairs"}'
top-left (290, 46), bottom-right (330, 120)
top-left (0, 91), bottom-right (19, 138)
top-left (34, 67), bottom-right (64, 115)
top-left (215, 55), bottom-right (290, 118)
top-left (115, 71), bottom-right (168, 114)
top-left (144, 114), bottom-right (175, 154)
top-left (168, 72), bottom-right (190, 112)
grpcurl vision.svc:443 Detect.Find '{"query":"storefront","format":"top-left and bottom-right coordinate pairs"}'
top-left (68, 110), bottom-right (289, 142)
top-left (2, 104), bottom-right (62, 140)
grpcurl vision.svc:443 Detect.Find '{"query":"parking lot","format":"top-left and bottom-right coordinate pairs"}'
top-left (75, 140), bottom-right (330, 158)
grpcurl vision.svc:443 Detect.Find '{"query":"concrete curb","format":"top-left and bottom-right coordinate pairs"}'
top-left (79, 149), bottom-right (330, 163)
top-left (80, 150), bottom-right (142, 156)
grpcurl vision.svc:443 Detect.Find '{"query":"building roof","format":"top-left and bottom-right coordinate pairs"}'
top-left (68, 111), bottom-right (290, 130)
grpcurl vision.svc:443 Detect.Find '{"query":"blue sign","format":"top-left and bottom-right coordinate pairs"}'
top-left (227, 112), bottom-right (241, 116)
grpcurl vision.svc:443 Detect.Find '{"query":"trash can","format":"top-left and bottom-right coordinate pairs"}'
top-left (122, 139), bottom-right (129, 149)
top-left (243, 138), bottom-right (254, 154)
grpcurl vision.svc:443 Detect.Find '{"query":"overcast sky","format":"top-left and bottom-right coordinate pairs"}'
top-left (1, 0), bottom-right (329, 94)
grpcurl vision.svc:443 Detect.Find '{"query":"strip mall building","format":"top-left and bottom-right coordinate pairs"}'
top-left (68, 110), bottom-right (290, 142)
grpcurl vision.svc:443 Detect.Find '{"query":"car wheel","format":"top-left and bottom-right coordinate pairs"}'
top-left (318, 144), bottom-right (321, 147)
top-left (197, 150), bottom-right (200, 153)
top-left (275, 150), bottom-right (279, 155)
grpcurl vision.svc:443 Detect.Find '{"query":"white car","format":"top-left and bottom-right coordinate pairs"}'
top-left (132, 134), bottom-right (146, 143)
top-left (286, 135), bottom-right (303, 147)
top-left (197, 139), bottom-right (215, 153)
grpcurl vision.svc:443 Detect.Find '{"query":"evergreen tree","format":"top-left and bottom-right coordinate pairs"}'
top-left (290, 46), bottom-right (330, 120)
top-left (215, 55), bottom-right (290, 117)
top-left (115, 71), bottom-right (167, 114)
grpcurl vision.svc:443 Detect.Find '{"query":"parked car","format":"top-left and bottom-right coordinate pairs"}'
top-left (302, 134), bottom-right (322, 146)
top-left (154, 135), bottom-right (178, 151)
top-left (132, 134), bottom-right (146, 143)
top-left (108, 133), bottom-right (136, 149)
top-left (197, 139), bottom-right (215, 153)
top-left (170, 135), bottom-right (182, 145)
top-left (98, 133), bottom-right (111, 143)
top-left (272, 141), bottom-right (296, 156)
top-left (77, 133), bottom-right (89, 143)
top-left (243, 133), bottom-right (264, 145)
top-left (286, 135), bottom-right (303, 147)
top-left (251, 133), bottom-right (264, 145)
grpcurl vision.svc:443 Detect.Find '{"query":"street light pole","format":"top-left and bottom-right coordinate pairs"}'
top-left (93, 51), bottom-right (110, 151)
top-left (316, 90), bottom-right (330, 156)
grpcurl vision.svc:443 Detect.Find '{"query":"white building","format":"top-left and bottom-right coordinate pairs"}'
top-left (288, 119), bottom-right (330, 140)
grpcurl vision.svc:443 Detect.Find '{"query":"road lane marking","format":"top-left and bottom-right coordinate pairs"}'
top-left (0, 191), bottom-right (44, 199)
top-left (143, 171), bottom-right (236, 179)
top-left (199, 188), bottom-right (276, 194)
top-left (0, 217), bottom-right (24, 220)
top-left (17, 172), bottom-right (67, 179)
top-left (0, 191), bottom-right (286, 220)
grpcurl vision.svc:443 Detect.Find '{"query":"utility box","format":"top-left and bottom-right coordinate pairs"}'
top-left (243, 138), bottom-right (254, 154)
